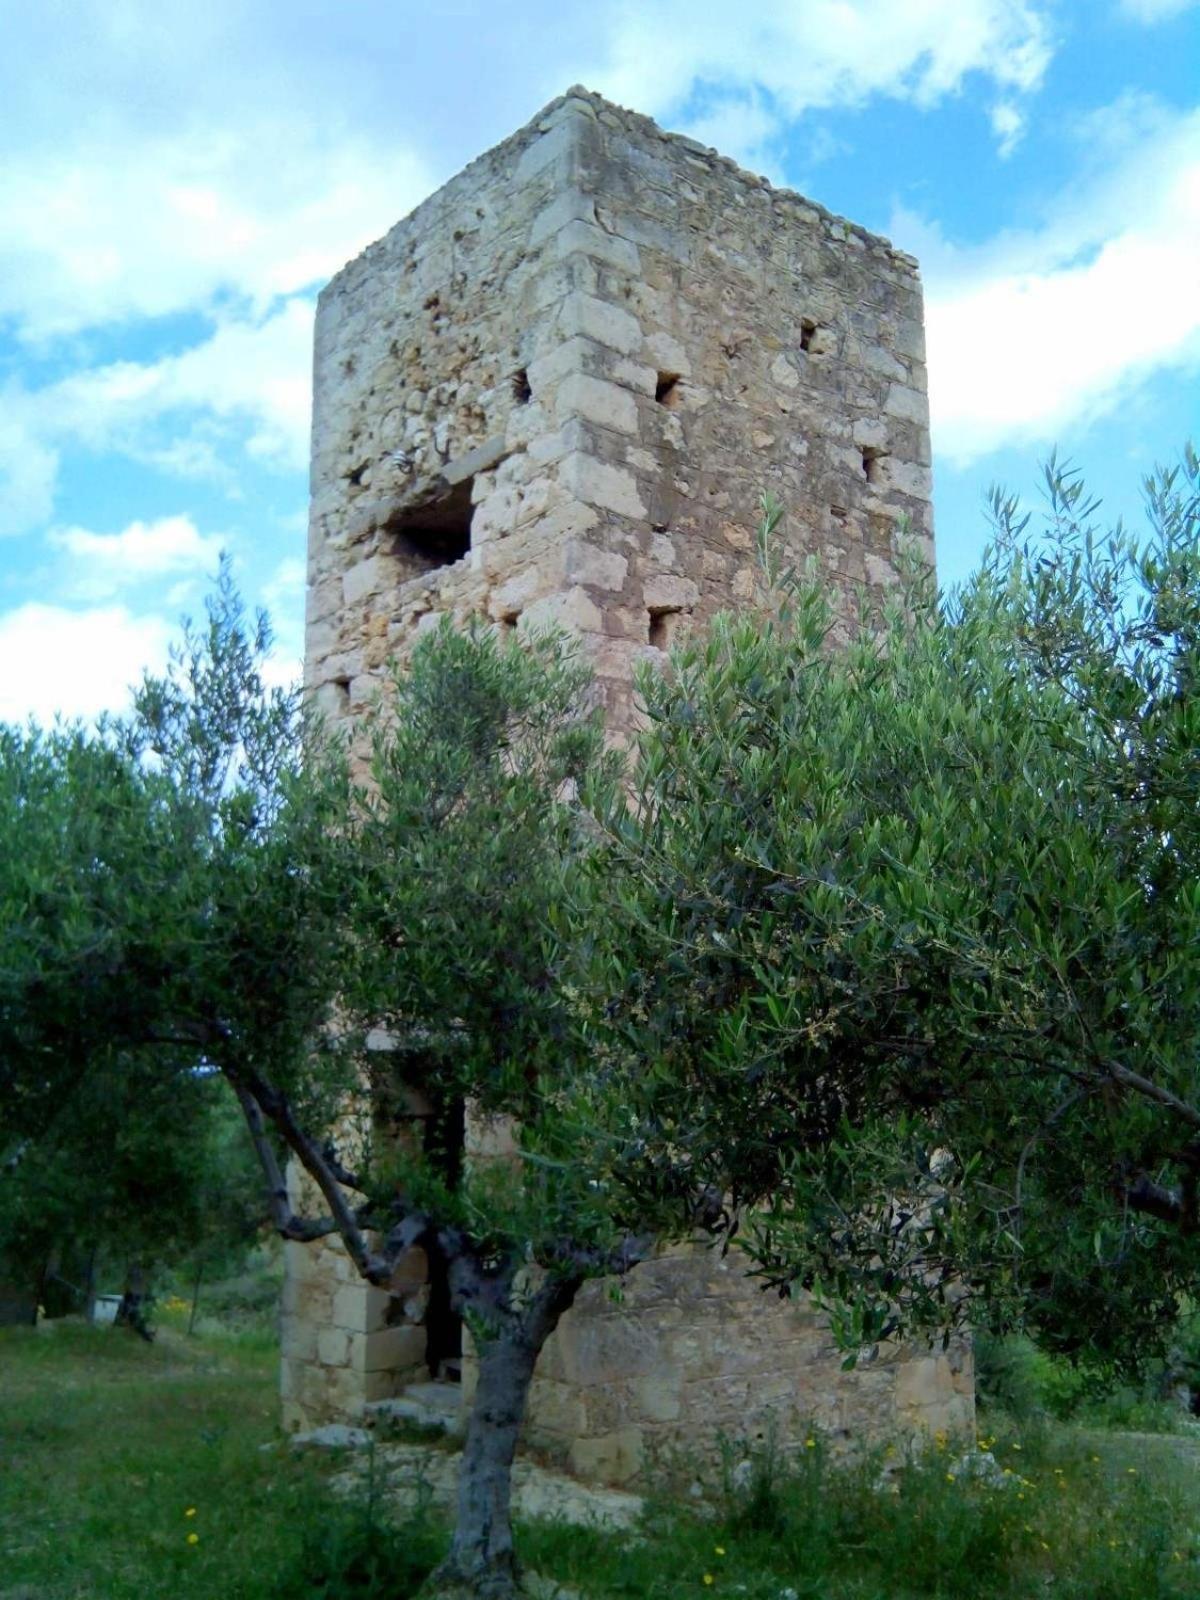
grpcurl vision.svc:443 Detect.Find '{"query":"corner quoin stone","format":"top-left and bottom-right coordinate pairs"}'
top-left (288, 83), bottom-right (970, 1481)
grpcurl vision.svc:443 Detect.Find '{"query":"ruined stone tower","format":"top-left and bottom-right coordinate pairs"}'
top-left (286, 87), bottom-right (970, 1481)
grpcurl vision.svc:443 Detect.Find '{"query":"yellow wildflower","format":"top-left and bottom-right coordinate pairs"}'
top-left (714, 1547), bottom-right (726, 1557)
top-left (187, 1533), bottom-right (199, 1546)
top-left (185, 1507), bottom-right (197, 1519)
top-left (703, 1575), bottom-right (714, 1587)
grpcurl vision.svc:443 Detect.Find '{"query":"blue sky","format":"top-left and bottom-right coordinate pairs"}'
top-left (1, 0), bottom-right (1197, 722)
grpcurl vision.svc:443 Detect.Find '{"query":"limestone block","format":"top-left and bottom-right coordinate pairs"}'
top-left (349, 1323), bottom-right (427, 1375)
top-left (645, 330), bottom-right (692, 379)
top-left (568, 1427), bottom-right (645, 1487)
top-left (634, 1371), bottom-right (683, 1423)
top-left (563, 539), bottom-right (629, 590)
top-left (644, 574), bottom-right (699, 611)
top-left (769, 352), bottom-right (800, 390)
top-left (317, 1326), bottom-right (352, 1368)
top-left (556, 372), bottom-right (639, 436)
top-left (281, 1315), bottom-right (319, 1363)
top-left (529, 188), bottom-right (596, 248)
top-left (332, 1281), bottom-right (390, 1336)
top-left (343, 555), bottom-right (398, 609)
top-left (553, 220), bottom-right (641, 274)
top-left (559, 453), bottom-right (648, 520)
top-left (520, 587), bottom-right (605, 636)
top-left (557, 293), bottom-right (643, 356)
top-left (886, 460), bottom-right (933, 499)
top-left (487, 567), bottom-right (549, 622)
top-left (526, 1377), bottom-right (589, 1442)
top-left (471, 486), bottom-right (522, 545)
top-left (883, 383), bottom-right (930, 425)
top-left (514, 119), bottom-right (579, 182)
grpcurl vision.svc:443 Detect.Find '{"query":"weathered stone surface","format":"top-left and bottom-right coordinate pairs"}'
top-left (286, 83), bottom-right (960, 1484)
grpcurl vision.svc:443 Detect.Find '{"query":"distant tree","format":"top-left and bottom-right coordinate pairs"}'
top-left (0, 566), bottom-right (352, 1327)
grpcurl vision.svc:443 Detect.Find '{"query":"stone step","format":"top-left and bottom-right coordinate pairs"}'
top-left (365, 1381), bottom-right (464, 1436)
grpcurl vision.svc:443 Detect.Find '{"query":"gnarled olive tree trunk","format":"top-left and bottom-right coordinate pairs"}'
top-left (431, 1273), bottom-right (582, 1598)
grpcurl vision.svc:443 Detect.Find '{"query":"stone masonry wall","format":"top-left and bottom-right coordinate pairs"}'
top-left (287, 85), bottom-right (969, 1476)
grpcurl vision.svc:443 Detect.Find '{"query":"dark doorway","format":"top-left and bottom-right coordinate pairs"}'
top-left (423, 1096), bottom-right (465, 1380)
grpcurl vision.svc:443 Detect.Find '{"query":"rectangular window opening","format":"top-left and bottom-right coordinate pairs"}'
top-left (389, 477), bottom-right (474, 574)
top-left (655, 373), bottom-right (682, 408)
top-left (799, 319), bottom-right (817, 353)
top-left (648, 607), bottom-right (683, 649)
top-left (861, 448), bottom-right (887, 486)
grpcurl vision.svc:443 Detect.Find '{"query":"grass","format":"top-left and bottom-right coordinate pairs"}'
top-left (0, 1317), bottom-right (315, 1599)
top-left (3, 1313), bottom-right (1200, 1598)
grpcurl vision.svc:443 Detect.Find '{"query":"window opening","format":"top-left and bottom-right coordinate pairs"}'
top-left (861, 448), bottom-right (886, 486)
top-left (655, 372), bottom-right (681, 408)
top-left (389, 477), bottom-right (474, 574)
top-left (649, 608), bottom-right (684, 649)
top-left (799, 319), bottom-right (816, 353)
top-left (512, 368), bottom-right (532, 404)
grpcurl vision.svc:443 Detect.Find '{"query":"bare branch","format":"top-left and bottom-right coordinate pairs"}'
top-left (231, 1081), bottom-right (343, 1243)
top-left (230, 1065), bottom-right (393, 1282)
top-left (1104, 1060), bottom-right (1200, 1131)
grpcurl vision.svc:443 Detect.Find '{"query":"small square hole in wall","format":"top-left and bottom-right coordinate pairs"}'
top-left (655, 373), bottom-right (681, 408)
top-left (861, 448), bottom-right (887, 485)
top-left (648, 607), bottom-right (684, 649)
top-left (389, 476), bottom-right (474, 573)
top-left (512, 368), bottom-right (532, 404)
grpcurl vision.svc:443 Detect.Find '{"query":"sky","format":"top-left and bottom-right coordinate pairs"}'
top-left (1, 0), bottom-right (1197, 724)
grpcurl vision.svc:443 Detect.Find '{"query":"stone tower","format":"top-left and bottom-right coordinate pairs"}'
top-left (286, 87), bottom-right (969, 1482)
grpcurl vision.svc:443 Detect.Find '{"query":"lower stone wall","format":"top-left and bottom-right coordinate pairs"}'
top-left (280, 1234), bottom-right (428, 1432)
top-left (466, 1242), bottom-right (974, 1486)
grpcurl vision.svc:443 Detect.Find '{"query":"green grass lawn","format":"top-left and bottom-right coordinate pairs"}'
top-left (4, 1317), bottom-right (1200, 1599)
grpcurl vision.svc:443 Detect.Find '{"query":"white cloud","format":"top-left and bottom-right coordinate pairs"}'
top-left (0, 410), bottom-right (59, 536)
top-left (49, 514), bottom-right (222, 601)
top-left (0, 130), bottom-right (432, 342)
top-left (0, 300), bottom-right (314, 536)
top-left (908, 100), bottom-right (1200, 465)
top-left (0, 603), bottom-right (173, 725)
top-left (990, 102), bottom-right (1027, 158)
top-left (1119, 0), bottom-right (1199, 20)
top-left (50, 299), bottom-right (316, 469)
top-left (594, 0), bottom-right (1053, 150)
top-left (678, 91), bottom-right (787, 179)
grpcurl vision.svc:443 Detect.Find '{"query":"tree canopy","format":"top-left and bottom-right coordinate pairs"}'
top-left (2, 448), bottom-right (1198, 1596)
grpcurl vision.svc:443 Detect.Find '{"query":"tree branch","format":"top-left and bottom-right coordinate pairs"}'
top-left (1103, 1060), bottom-right (1200, 1131)
top-left (228, 1063), bottom-right (393, 1281)
top-left (231, 1081), bottom-right (343, 1243)
top-left (1124, 1173), bottom-right (1183, 1226)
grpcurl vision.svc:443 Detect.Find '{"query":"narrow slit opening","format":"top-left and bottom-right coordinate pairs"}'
top-left (655, 373), bottom-right (681, 408)
top-left (799, 319), bottom-right (816, 353)
top-left (861, 448), bottom-right (886, 485)
top-left (512, 368), bottom-right (532, 404)
top-left (648, 607), bottom-right (682, 649)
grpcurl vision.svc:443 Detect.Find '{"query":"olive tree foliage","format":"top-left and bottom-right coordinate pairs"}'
top-left (594, 448), bottom-right (1200, 1372)
top-left (0, 563), bottom-right (355, 1301)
